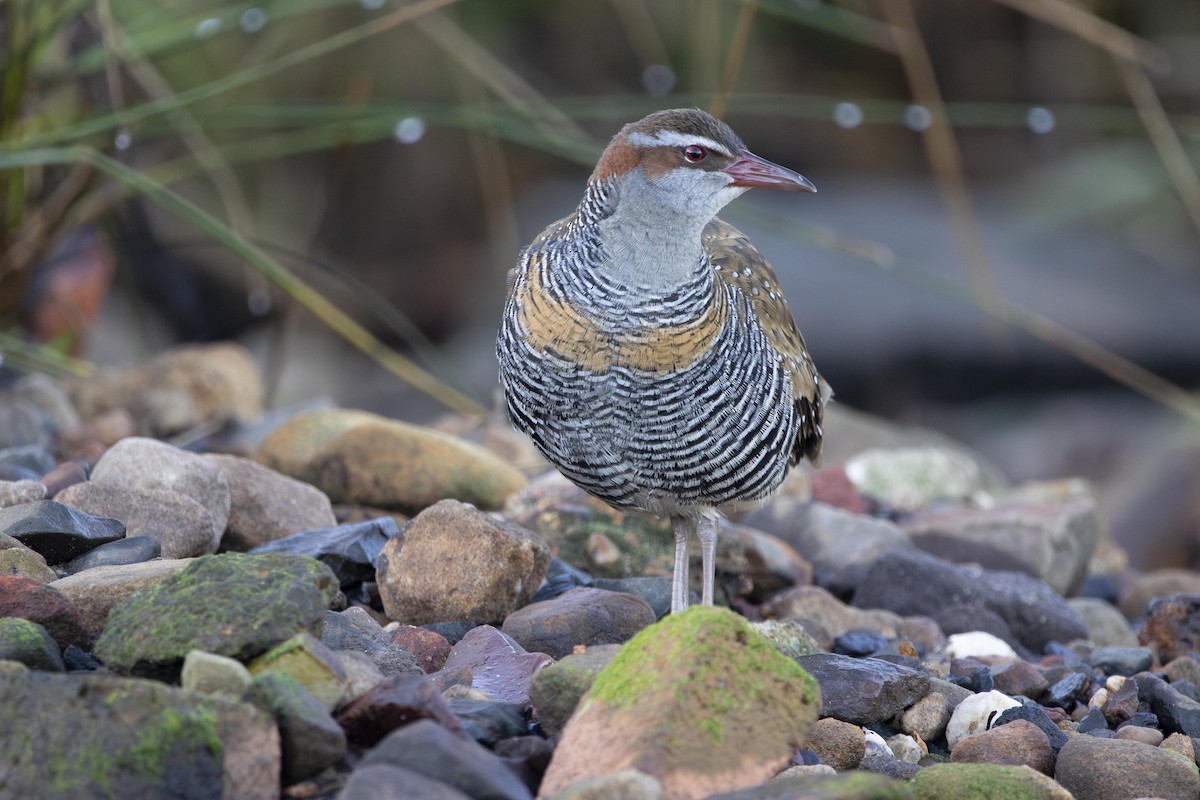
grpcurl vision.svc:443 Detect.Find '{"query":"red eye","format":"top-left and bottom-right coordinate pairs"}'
top-left (684, 145), bottom-right (707, 162)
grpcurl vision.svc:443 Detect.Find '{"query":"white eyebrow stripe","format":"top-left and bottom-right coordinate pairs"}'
top-left (628, 130), bottom-right (733, 156)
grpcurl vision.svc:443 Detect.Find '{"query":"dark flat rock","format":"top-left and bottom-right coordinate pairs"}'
top-left (0, 500), bottom-right (124, 563)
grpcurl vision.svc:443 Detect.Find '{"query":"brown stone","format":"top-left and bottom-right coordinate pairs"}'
top-left (1139, 593), bottom-right (1200, 664)
top-left (388, 625), bottom-right (451, 673)
top-left (805, 717), bottom-right (866, 771)
top-left (0, 576), bottom-right (91, 649)
top-left (48, 559), bottom-right (192, 636)
top-left (950, 719), bottom-right (1054, 775)
top-left (335, 672), bottom-right (461, 747)
top-left (205, 454), bottom-right (335, 550)
top-left (57, 482), bottom-right (214, 559)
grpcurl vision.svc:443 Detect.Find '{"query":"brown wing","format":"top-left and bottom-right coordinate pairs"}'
top-left (703, 216), bottom-right (831, 467)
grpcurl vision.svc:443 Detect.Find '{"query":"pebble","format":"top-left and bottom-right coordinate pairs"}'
top-left (90, 436), bottom-right (232, 551)
top-left (320, 609), bottom-right (422, 676)
top-left (1085, 645), bottom-right (1152, 676)
top-left (588, 576), bottom-right (673, 618)
top-left (0, 537), bottom-right (57, 583)
top-left (180, 649), bottom-right (253, 698)
top-left (0, 617), bottom-right (65, 671)
top-left (61, 534), bottom-right (162, 573)
top-left (93, 553), bottom-right (338, 680)
top-left (376, 499), bottom-right (549, 625)
top-left (528, 644), bottom-right (620, 735)
top-left (1067, 597), bottom-right (1139, 647)
top-left (337, 764), bottom-right (473, 800)
top-left (804, 717), bottom-right (866, 771)
top-left (945, 690), bottom-right (1021, 749)
top-left (945, 631), bottom-right (1017, 659)
top-left (57, 481), bottom-right (214, 558)
top-left (794, 652), bottom-right (930, 725)
top-left (760, 583), bottom-right (943, 653)
top-left (247, 632), bottom-right (347, 712)
top-left (357, 719), bottom-right (533, 800)
top-left (0, 575), bottom-right (92, 650)
top-left (387, 624), bottom-right (451, 672)
top-left (0, 499), bottom-right (124, 563)
top-left (431, 624), bottom-right (553, 706)
top-left (206, 453), bottom-right (336, 550)
top-left (500, 586), bottom-right (656, 659)
top-left (1054, 733), bottom-right (1200, 799)
top-left (1139, 592), bottom-right (1200, 664)
top-left (256, 408), bottom-right (527, 512)
top-left (0, 479), bottom-right (47, 508)
top-left (48, 558), bottom-right (192, 637)
top-left (448, 696), bottom-right (528, 746)
top-left (852, 548), bottom-right (1086, 653)
top-left (252, 517), bottom-right (398, 588)
top-left (911, 763), bottom-right (1071, 799)
top-left (950, 719), bottom-right (1054, 774)
top-left (539, 607), bottom-right (820, 798)
top-left (335, 671), bottom-right (462, 746)
top-left (989, 658), bottom-right (1050, 700)
top-left (243, 669), bottom-right (347, 783)
top-left (1135, 671), bottom-right (1200, 737)
top-left (993, 703), bottom-right (1070, 753)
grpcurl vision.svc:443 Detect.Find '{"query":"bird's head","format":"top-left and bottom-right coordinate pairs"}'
top-left (591, 108), bottom-right (815, 222)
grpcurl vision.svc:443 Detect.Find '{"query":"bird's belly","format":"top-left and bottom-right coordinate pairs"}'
top-left (501, 329), bottom-right (797, 514)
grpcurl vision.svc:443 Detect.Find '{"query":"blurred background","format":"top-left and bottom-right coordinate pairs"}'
top-left (2, 0), bottom-right (1199, 567)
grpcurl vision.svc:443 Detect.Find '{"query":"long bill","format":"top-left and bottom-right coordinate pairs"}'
top-left (723, 150), bottom-right (817, 193)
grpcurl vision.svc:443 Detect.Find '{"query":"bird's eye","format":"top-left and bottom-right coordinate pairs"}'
top-left (684, 145), bottom-right (707, 162)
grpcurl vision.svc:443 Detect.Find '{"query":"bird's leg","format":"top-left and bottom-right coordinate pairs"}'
top-left (697, 515), bottom-right (719, 606)
top-left (671, 516), bottom-right (693, 614)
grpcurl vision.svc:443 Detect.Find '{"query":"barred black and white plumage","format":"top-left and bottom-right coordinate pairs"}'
top-left (497, 109), bottom-right (830, 613)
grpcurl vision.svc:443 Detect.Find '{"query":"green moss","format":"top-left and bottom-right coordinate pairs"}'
top-left (911, 764), bottom-right (1070, 800)
top-left (127, 705), bottom-right (224, 780)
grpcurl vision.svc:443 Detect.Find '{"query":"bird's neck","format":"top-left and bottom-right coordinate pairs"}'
top-left (578, 174), bottom-right (712, 294)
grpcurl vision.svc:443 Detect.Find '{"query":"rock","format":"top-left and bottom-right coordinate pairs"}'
top-left (335, 671), bottom-right (461, 746)
top-left (247, 632), bottom-right (347, 712)
top-left (1097, 674), bottom-right (1139, 727)
top-left (205, 453), bottom-right (336, 550)
top-left (7, 373), bottom-right (79, 436)
top-left (0, 479), bottom-right (47, 507)
top-left (1161, 731), bottom-right (1196, 762)
top-left (320, 609), bottom-right (422, 676)
top-left (388, 624), bottom-right (451, 673)
top-left (950, 719), bottom-right (1054, 774)
top-left (845, 446), bottom-right (985, 511)
top-left (902, 492), bottom-right (1098, 596)
top-left (1067, 597), bottom-right (1138, 648)
top-left (0, 670), bottom-right (279, 800)
top-left (93, 552), bottom-right (337, 680)
top-left (532, 556), bottom-right (595, 604)
top-left (1044, 670), bottom-right (1090, 708)
top-left (251, 517), bottom-right (399, 588)
top-left (62, 535), bottom-right (162, 573)
top-left (793, 653), bottom-right (930, 726)
top-left (945, 631), bottom-right (1017, 659)
top-left (832, 631), bottom-right (889, 657)
top-left (0, 543), bottom-right (57, 583)
top-left (1054, 734), bottom-right (1200, 799)
top-left (804, 717), bottom-right (866, 771)
top-left (0, 444), bottom-right (55, 476)
top-left (257, 409), bottom-right (527, 512)
top-left (852, 548), bottom-right (1086, 653)
top-left (989, 659), bottom-right (1049, 700)
top-left (38, 461), bottom-right (86, 498)
top-left (529, 644), bottom-right (621, 736)
top-left (0, 575), bottom-right (90, 650)
top-left (749, 620), bottom-right (822, 660)
top-left (1085, 646), bottom-right (1153, 676)
top-left (65, 342), bottom-right (263, 437)
top-left (243, 669), bottom-right (347, 783)
top-left (430, 625), bottom-right (553, 705)
top-left (588, 576), bottom-right (673, 619)
top-left (911, 763), bottom-right (1071, 799)
top-left (858, 747), bottom-right (920, 781)
top-left (500, 587), bottom-right (655, 659)
top-left (448, 696), bottom-right (527, 746)
top-left (360, 718), bottom-right (533, 800)
top-left (1114, 724), bottom-right (1163, 746)
top-left (181, 650), bottom-right (253, 698)
top-left (0, 499), bottom-right (124, 563)
top-left (539, 607), bottom-right (821, 799)
top-left (0, 617), bottom-right (65, 671)
top-left (377, 500), bottom-right (549, 625)
top-left (993, 705), bottom-right (1070, 753)
top-left (1134, 671), bottom-right (1200, 737)
top-left (1163, 655), bottom-right (1200, 685)
top-left (717, 522), bottom-right (813, 603)
top-left (49, 559), bottom-right (192, 637)
top-left (1119, 569), bottom-right (1200, 619)
top-left (885, 733), bottom-right (924, 764)
top-left (945, 690), bottom-right (1022, 749)
top-left (337, 764), bottom-right (473, 800)
top-left (543, 769), bottom-right (662, 800)
top-left (899, 689), bottom-right (952, 741)
top-left (57, 481), bottom-right (214, 559)
top-left (949, 657), bottom-right (995, 693)
top-left (1139, 593), bottom-right (1200, 664)
top-left (90, 437), bottom-right (231, 552)
top-left (760, 584), bottom-right (943, 654)
top-left (337, 649), bottom-right (388, 702)
top-left (504, 473), bottom-right (674, 581)
top-left (742, 501), bottom-right (912, 590)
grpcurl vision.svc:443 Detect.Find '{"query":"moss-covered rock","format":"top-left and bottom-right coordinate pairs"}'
top-left (910, 763), bottom-right (1071, 800)
top-left (528, 644), bottom-right (620, 735)
top-left (0, 670), bottom-right (279, 800)
top-left (243, 669), bottom-right (346, 783)
top-left (539, 606), bottom-right (821, 799)
top-left (247, 632), bottom-right (347, 712)
top-left (0, 617), bottom-right (64, 671)
top-left (94, 552), bottom-right (337, 680)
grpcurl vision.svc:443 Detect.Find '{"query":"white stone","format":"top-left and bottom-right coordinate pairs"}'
top-left (946, 690), bottom-right (1022, 749)
top-left (181, 650), bottom-right (252, 698)
top-left (944, 631), bottom-right (1018, 659)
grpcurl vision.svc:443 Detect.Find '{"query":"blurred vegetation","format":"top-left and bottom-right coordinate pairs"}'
top-left (0, 0), bottom-right (1198, 418)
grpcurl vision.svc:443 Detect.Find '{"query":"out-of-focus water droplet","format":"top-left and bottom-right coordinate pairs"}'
top-left (247, 288), bottom-right (272, 316)
top-left (114, 130), bottom-right (132, 151)
top-left (904, 104), bottom-right (932, 131)
top-left (1027, 106), bottom-right (1056, 134)
top-left (642, 65), bottom-right (677, 97)
top-left (361, 0), bottom-right (386, 9)
top-left (393, 117), bottom-right (426, 144)
top-left (240, 8), bottom-right (267, 33)
top-left (834, 102), bottom-right (863, 129)
top-left (195, 17), bottom-right (221, 38)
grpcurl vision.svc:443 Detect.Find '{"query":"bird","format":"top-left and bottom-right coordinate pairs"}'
top-left (497, 108), bottom-right (830, 614)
